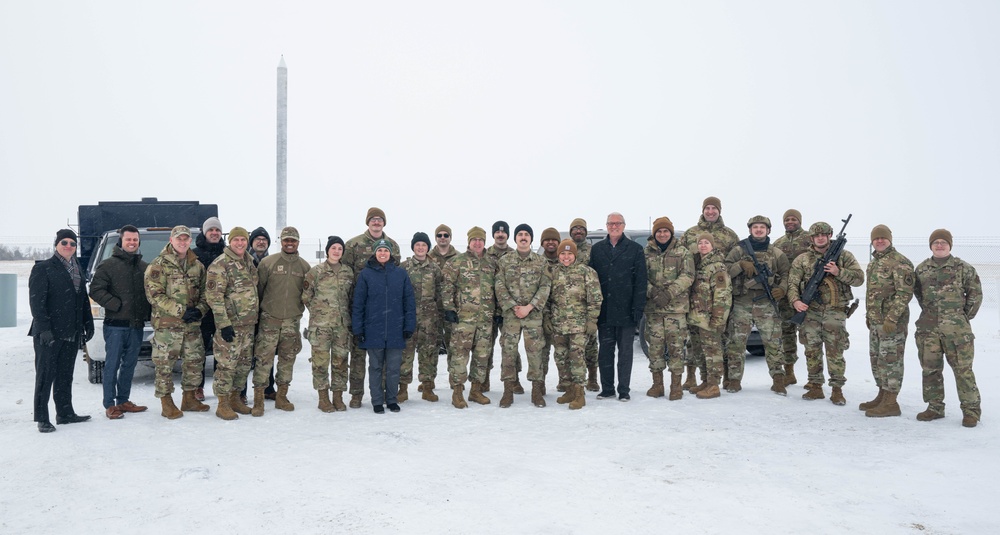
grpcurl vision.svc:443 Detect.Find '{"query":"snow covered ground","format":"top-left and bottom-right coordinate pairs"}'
top-left (0, 260), bottom-right (996, 534)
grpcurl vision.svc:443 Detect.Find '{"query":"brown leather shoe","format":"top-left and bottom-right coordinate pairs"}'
top-left (118, 401), bottom-right (148, 413)
top-left (106, 406), bottom-right (124, 420)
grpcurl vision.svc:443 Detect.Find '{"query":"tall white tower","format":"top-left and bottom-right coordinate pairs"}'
top-left (276, 55), bottom-right (288, 232)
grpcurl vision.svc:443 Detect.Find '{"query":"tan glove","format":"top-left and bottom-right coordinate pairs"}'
top-left (883, 319), bottom-right (897, 334)
top-left (586, 321), bottom-right (598, 336)
top-left (771, 287), bottom-right (785, 301)
top-left (739, 259), bottom-right (756, 278)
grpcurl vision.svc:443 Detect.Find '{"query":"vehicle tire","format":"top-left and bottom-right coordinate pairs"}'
top-left (638, 315), bottom-right (649, 357)
top-left (88, 359), bottom-right (104, 384)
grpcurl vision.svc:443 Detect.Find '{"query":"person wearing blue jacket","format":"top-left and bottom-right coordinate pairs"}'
top-left (352, 240), bottom-right (416, 413)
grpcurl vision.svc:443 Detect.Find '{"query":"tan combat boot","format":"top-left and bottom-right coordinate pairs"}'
top-left (181, 390), bottom-right (209, 412)
top-left (481, 375), bottom-right (491, 393)
top-left (830, 387), bottom-right (846, 406)
top-left (499, 382), bottom-right (515, 408)
top-left (696, 378), bottom-right (721, 399)
top-left (770, 374), bottom-right (787, 396)
top-left (668, 373), bottom-right (683, 401)
top-left (682, 365), bottom-right (698, 391)
top-left (859, 389), bottom-right (884, 411)
top-left (586, 366), bottom-right (600, 392)
top-left (317, 389), bottom-right (335, 413)
top-left (231, 391), bottom-right (252, 415)
top-left (689, 379), bottom-right (709, 395)
top-left (556, 382), bottom-right (577, 404)
top-left (331, 390), bottom-right (347, 411)
top-left (420, 381), bottom-right (439, 402)
top-left (556, 379), bottom-right (569, 393)
top-left (452, 384), bottom-right (468, 409)
top-left (962, 414), bottom-right (979, 428)
top-left (215, 394), bottom-right (238, 420)
top-left (397, 383), bottom-right (408, 403)
top-left (783, 364), bottom-right (797, 386)
top-left (160, 395), bottom-right (183, 419)
top-left (468, 381), bottom-right (491, 405)
top-left (275, 384), bottom-right (295, 411)
top-left (252, 387), bottom-right (265, 417)
top-left (531, 380), bottom-right (546, 408)
top-left (418, 380), bottom-right (436, 393)
top-left (865, 390), bottom-right (901, 417)
top-left (726, 379), bottom-right (742, 393)
top-left (646, 371), bottom-right (665, 398)
top-left (512, 377), bottom-right (525, 395)
top-left (802, 384), bottom-right (825, 400)
top-left (569, 385), bottom-right (586, 410)
top-left (916, 405), bottom-right (944, 422)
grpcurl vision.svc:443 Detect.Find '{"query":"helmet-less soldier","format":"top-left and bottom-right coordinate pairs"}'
top-left (302, 236), bottom-right (354, 413)
top-left (428, 224), bottom-right (458, 382)
top-left (686, 234), bottom-right (732, 399)
top-left (772, 209), bottom-right (811, 386)
top-left (538, 227), bottom-right (563, 391)
top-left (193, 216), bottom-right (225, 402)
top-left (569, 218), bottom-right (599, 390)
top-left (485, 220), bottom-right (517, 393)
top-left (401, 232), bottom-right (445, 403)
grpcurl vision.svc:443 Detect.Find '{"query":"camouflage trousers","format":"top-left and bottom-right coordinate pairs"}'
top-left (253, 314), bottom-right (302, 388)
top-left (151, 326), bottom-right (205, 398)
top-left (552, 332), bottom-right (587, 385)
top-left (726, 296), bottom-right (784, 380)
top-left (212, 325), bottom-right (254, 397)
top-left (644, 313), bottom-right (687, 374)
top-left (800, 306), bottom-right (849, 388)
top-left (542, 313), bottom-right (554, 378)
top-left (307, 325), bottom-right (350, 392)
top-left (778, 299), bottom-right (801, 365)
top-left (403, 324), bottom-right (440, 385)
top-left (488, 320), bottom-right (521, 376)
top-left (691, 326), bottom-right (724, 381)
top-left (585, 331), bottom-right (598, 368)
top-left (448, 321), bottom-right (492, 387)
top-left (686, 324), bottom-right (729, 373)
top-left (916, 329), bottom-right (981, 419)
top-left (868, 325), bottom-right (907, 394)
top-left (348, 337), bottom-right (368, 396)
top-left (500, 316), bottom-right (546, 383)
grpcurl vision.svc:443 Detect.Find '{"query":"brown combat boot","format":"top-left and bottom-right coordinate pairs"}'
top-left (274, 384), bottom-right (295, 411)
top-left (349, 393), bottom-right (363, 409)
top-left (317, 389), bottom-right (335, 413)
top-left (696, 379), bottom-right (721, 399)
top-left (512, 377), bottom-right (525, 395)
top-left (160, 395), bottom-right (183, 419)
top-left (420, 382), bottom-right (439, 402)
top-left (689, 379), bottom-right (709, 395)
top-left (865, 390), bottom-right (900, 417)
top-left (499, 382), bottom-right (515, 408)
top-left (726, 379), bottom-right (742, 393)
top-left (331, 391), bottom-right (347, 411)
top-left (556, 382), bottom-right (577, 404)
top-left (452, 384), bottom-right (468, 409)
top-left (586, 366), bottom-right (600, 392)
top-left (215, 394), bottom-right (238, 420)
top-left (556, 379), bottom-right (568, 393)
top-left (668, 373), bottom-right (683, 401)
top-left (252, 387), bottom-right (265, 417)
top-left (770, 375), bottom-right (787, 396)
top-left (417, 380), bottom-right (436, 393)
top-left (481, 375), bottom-right (491, 393)
top-left (916, 406), bottom-right (944, 421)
top-left (397, 383), bottom-right (408, 403)
top-left (802, 384), bottom-right (825, 400)
top-left (181, 390), bottom-right (209, 412)
top-left (231, 391), bottom-right (252, 415)
top-left (682, 365), bottom-right (698, 391)
top-left (569, 385), bottom-right (586, 410)
top-left (646, 371), bottom-right (665, 398)
top-left (532, 380), bottom-right (546, 407)
top-left (783, 364), bottom-right (797, 386)
top-left (468, 381), bottom-right (491, 405)
top-left (962, 414), bottom-right (979, 428)
top-left (859, 389), bottom-right (884, 411)
top-left (830, 387), bottom-right (846, 406)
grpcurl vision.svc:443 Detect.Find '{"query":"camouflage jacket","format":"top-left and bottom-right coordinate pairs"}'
top-left (302, 261), bottom-right (354, 329)
top-left (680, 215), bottom-right (739, 257)
top-left (773, 228), bottom-right (811, 266)
top-left (443, 252), bottom-right (497, 324)
top-left (787, 247), bottom-right (864, 310)
top-left (206, 246), bottom-right (259, 330)
top-left (687, 249), bottom-right (731, 330)
top-left (495, 251), bottom-right (551, 323)
top-left (486, 244), bottom-right (514, 264)
top-left (865, 246), bottom-right (914, 327)
top-left (914, 255), bottom-right (982, 335)
top-left (257, 251), bottom-right (311, 320)
top-left (343, 231), bottom-right (400, 279)
top-left (547, 262), bottom-right (603, 335)
top-left (402, 256), bottom-right (444, 331)
top-left (574, 240), bottom-right (592, 267)
top-left (430, 245), bottom-right (458, 270)
top-left (724, 238), bottom-right (789, 299)
top-left (144, 244), bottom-right (208, 330)
top-left (644, 238), bottom-right (695, 316)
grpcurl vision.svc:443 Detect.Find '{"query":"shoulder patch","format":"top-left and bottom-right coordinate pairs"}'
top-left (303, 279), bottom-right (311, 291)
top-left (903, 273), bottom-right (915, 286)
top-left (207, 280), bottom-right (216, 290)
top-left (149, 267), bottom-right (161, 278)
top-left (714, 272), bottom-right (727, 285)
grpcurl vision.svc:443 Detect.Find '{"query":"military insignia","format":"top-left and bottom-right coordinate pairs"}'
top-left (277, 265), bottom-right (285, 273)
top-left (904, 273), bottom-right (915, 286)
top-left (207, 281), bottom-right (216, 290)
top-left (715, 273), bottom-right (727, 285)
top-left (303, 280), bottom-right (310, 290)
top-left (150, 267), bottom-right (161, 277)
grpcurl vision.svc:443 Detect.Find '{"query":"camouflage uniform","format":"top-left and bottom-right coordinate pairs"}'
top-left (402, 256), bottom-right (444, 385)
top-left (443, 251), bottom-right (497, 386)
top-left (573, 240), bottom-right (598, 366)
top-left (549, 261), bottom-right (603, 385)
top-left (206, 246), bottom-right (259, 398)
top-left (253, 250), bottom-right (311, 388)
top-left (145, 244), bottom-right (209, 398)
top-left (723, 238), bottom-right (790, 380)
top-left (486, 244), bottom-right (514, 378)
top-left (343, 231), bottom-right (400, 396)
top-left (914, 255), bottom-right (983, 420)
top-left (541, 254), bottom-right (561, 376)
top-left (430, 245), bottom-right (458, 356)
top-left (866, 246), bottom-right (914, 394)
top-left (686, 248), bottom-right (731, 382)
top-left (495, 251), bottom-right (552, 383)
top-left (773, 227), bottom-right (812, 367)
top-left (787, 247), bottom-right (864, 388)
top-left (643, 238), bottom-right (695, 374)
top-left (680, 216), bottom-right (739, 370)
top-left (302, 261), bottom-right (354, 392)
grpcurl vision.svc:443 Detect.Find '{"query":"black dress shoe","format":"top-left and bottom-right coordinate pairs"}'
top-left (38, 422), bottom-right (56, 433)
top-left (56, 414), bottom-right (92, 425)
top-left (387, 403), bottom-right (401, 413)
top-left (373, 405), bottom-right (385, 414)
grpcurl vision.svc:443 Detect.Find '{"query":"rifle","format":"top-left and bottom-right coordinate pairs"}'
top-left (789, 214), bottom-right (852, 325)
top-left (739, 239), bottom-right (779, 315)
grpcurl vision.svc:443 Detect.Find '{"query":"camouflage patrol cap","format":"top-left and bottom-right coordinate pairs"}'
top-left (557, 239), bottom-right (578, 256)
top-left (280, 226), bottom-right (300, 241)
top-left (170, 225), bottom-right (192, 238)
top-left (747, 215), bottom-right (771, 229)
top-left (870, 224), bottom-right (892, 244)
top-left (809, 222), bottom-right (833, 236)
top-left (467, 226), bottom-right (487, 242)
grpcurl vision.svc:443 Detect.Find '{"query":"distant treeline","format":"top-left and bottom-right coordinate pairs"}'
top-left (0, 244), bottom-right (50, 261)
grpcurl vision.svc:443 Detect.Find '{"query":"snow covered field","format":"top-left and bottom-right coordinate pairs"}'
top-left (0, 261), bottom-right (996, 534)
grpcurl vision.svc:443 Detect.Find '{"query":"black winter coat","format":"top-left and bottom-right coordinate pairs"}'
top-left (352, 256), bottom-right (416, 350)
top-left (89, 245), bottom-right (151, 328)
top-left (28, 255), bottom-right (94, 341)
top-left (589, 234), bottom-right (648, 326)
top-left (193, 233), bottom-right (225, 340)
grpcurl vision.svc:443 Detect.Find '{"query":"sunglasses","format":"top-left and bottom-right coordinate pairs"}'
top-left (436, 233), bottom-right (450, 238)
top-left (60, 240), bottom-right (77, 247)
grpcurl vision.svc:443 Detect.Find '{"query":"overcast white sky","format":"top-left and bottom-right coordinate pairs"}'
top-left (1, 1), bottom-right (997, 255)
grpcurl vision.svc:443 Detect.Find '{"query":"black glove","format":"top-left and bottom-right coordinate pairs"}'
top-left (38, 330), bottom-right (55, 347)
top-left (220, 326), bottom-right (235, 343)
top-left (631, 309), bottom-right (644, 326)
top-left (357, 334), bottom-right (366, 345)
top-left (444, 310), bottom-right (459, 324)
top-left (84, 323), bottom-right (95, 343)
top-left (182, 307), bottom-right (203, 323)
top-left (494, 315), bottom-right (503, 327)
top-left (403, 330), bottom-right (413, 339)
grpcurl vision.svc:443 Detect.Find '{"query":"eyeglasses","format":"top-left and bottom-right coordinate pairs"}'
top-left (369, 217), bottom-right (385, 223)
top-left (436, 233), bottom-right (449, 238)
top-left (59, 240), bottom-right (77, 247)
top-left (606, 222), bottom-right (624, 227)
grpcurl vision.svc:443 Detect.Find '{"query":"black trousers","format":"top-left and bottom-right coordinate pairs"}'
top-left (598, 325), bottom-right (634, 396)
top-left (34, 337), bottom-right (79, 423)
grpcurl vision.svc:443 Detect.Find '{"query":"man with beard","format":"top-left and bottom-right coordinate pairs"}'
top-left (773, 209), bottom-right (811, 386)
top-left (485, 220), bottom-right (514, 393)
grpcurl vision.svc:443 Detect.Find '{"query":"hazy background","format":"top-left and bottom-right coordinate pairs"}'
top-left (2, 1), bottom-right (998, 257)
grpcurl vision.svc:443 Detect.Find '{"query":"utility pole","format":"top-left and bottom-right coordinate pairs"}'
top-left (276, 55), bottom-right (287, 232)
